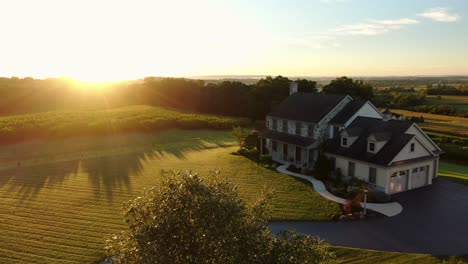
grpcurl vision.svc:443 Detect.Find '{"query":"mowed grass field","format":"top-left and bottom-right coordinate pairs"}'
top-left (391, 109), bottom-right (468, 137)
top-left (426, 95), bottom-right (468, 110)
top-left (0, 129), bottom-right (342, 263)
top-left (439, 161), bottom-right (468, 185)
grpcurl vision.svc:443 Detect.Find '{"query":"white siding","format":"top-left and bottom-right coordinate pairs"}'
top-left (405, 124), bottom-right (440, 152)
top-left (341, 136), bottom-right (358, 147)
top-left (367, 140), bottom-right (386, 153)
top-left (344, 101), bottom-right (383, 127)
top-left (314, 96), bottom-right (352, 141)
top-left (266, 116), bottom-right (273, 129)
top-left (392, 138), bottom-right (433, 163)
top-left (328, 154), bottom-right (387, 190)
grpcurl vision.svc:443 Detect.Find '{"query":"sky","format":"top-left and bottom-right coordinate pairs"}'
top-left (0, 0), bottom-right (467, 81)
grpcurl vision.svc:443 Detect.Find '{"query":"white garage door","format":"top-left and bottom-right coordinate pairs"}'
top-left (390, 171), bottom-right (408, 194)
top-left (411, 166), bottom-right (428, 189)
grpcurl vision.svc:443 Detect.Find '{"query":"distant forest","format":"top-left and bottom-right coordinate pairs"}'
top-left (1, 75), bottom-right (467, 119)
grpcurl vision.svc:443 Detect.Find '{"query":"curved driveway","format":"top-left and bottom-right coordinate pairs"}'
top-left (269, 179), bottom-right (468, 255)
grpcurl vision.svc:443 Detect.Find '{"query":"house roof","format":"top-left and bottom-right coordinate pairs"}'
top-left (268, 93), bottom-right (348, 123)
top-left (326, 117), bottom-right (415, 166)
top-left (329, 100), bottom-right (366, 125)
top-left (260, 129), bottom-right (316, 148)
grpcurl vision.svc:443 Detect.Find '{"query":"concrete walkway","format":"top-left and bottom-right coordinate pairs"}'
top-left (276, 164), bottom-right (403, 217)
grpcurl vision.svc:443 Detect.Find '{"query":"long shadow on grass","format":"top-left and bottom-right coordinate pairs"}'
top-left (0, 135), bottom-right (232, 201)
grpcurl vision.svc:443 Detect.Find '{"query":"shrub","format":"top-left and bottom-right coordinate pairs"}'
top-left (343, 196), bottom-right (362, 214)
top-left (314, 155), bottom-right (331, 181)
top-left (232, 127), bottom-right (257, 151)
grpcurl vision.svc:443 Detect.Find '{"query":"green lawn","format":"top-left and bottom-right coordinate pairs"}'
top-left (439, 161), bottom-right (468, 185)
top-left (0, 129), bottom-right (341, 263)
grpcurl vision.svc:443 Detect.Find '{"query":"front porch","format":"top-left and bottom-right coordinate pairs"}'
top-left (260, 136), bottom-right (318, 169)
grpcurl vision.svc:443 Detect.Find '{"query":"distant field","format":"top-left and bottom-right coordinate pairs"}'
top-left (426, 95), bottom-right (468, 110)
top-left (391, 109), bottom-right (468, 137)
top-left (439, 161), bottom-right (468, 185)
top-left (0, 105), bottom-right (249, 143)
top-left (0, 130), bottom-right (341, 263)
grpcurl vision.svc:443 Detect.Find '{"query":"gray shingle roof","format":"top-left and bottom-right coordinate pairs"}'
top-left (260, 129), bottom-right (316, 147)
top-left (326, 117), bottom-right (415, 166)
top-left (329, 100), bottom-right (366, 124)
top-left (268, 93), bottom-right (348, 123)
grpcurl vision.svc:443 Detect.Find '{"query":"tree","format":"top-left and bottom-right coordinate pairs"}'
top-left (105, 171), bottom-right (334, 264)
top-left (322, 76), bottom-right (374, 100)
top-left (295, 79), bottom-right (317, 93)
top-left (232, 127), bottom-right (257, 151)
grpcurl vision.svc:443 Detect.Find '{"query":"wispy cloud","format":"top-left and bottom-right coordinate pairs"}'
top-left (282, 17), bottom-right (419, 49)
top-left (334, 18), bottom-right (419, 36)
top-left (418, 7), bottom-right (461, 22)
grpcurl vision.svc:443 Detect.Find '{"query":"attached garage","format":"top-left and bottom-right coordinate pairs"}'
top-left (411, 166), bottom-right (429, 189)
top-left (390, 170), bottom-right (408, 194)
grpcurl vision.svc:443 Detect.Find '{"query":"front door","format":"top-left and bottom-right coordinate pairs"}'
top-left (295, 147), bottom-right (302, 164)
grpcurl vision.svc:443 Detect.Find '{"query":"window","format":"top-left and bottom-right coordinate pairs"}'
top-left (330, 157), bottom-right (336, 170)
top-left (391, 172), bottom-right (397, 178)
top-left (308, 124), bottom-right (314, 137)
top-left (295, 122), bottom-right (301, 135)
top-left (282, 120), bottom-right (287, 132)
top-left (348, 162), bottom-right (355, 177)
top-left (342, 137), bottom-right (348, 146)
top-left (420, 166), bottom-right (425, 171)
top-left (369, 142), bottom-right (375, 152)
top-left (267, 119), bottom-right (270, 128)
top-left (410, 143), bottom-right (415, 152)
top-left (369, 167), bottom-right (377, 185)
top-left (399, 170), bottom-right (406, 176)
top-left (272, 119), bottom-right (277, 130)
top-left (412, 168), bottom-right (418, 173)
top-left (272, 141), bottom-right (278, 151)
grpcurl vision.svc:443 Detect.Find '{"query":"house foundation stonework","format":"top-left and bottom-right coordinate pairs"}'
top-left (260, 83), bottom-right (442, 194)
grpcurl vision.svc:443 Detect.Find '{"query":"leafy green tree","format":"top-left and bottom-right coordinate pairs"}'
top-left (322, 76), bottom-right (374, 100)
top-left (232, 126), bottom-right (257, 151)
top-left (105, 171), bottom-right (334, 264)
top-left (295, 79), bottom-right (318, 93)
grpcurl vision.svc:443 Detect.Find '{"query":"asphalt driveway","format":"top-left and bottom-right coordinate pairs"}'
top-left (269, 178), bottom-right (468, 255)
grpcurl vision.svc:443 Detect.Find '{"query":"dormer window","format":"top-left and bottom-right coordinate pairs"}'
top-left (410, 143), bottom-right (415, 152)
top-left (341, 137), bottom-right (348, 146)
top-left (368, 142), bottom-right (375, 152)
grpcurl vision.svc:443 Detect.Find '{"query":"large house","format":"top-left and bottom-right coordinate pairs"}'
top-left (260, 83), bottom-right (442, 194)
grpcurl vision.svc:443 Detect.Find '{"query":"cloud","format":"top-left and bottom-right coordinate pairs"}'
top-left (334, 18), bottom-right (419, 36)
top-left (418, 7), bottom-right (461, 22)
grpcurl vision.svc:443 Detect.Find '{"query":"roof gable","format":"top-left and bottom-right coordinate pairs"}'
top-left (326, 117), bottom-right (415, 166)
top-left (268, 93), bottom-right (348, 123)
